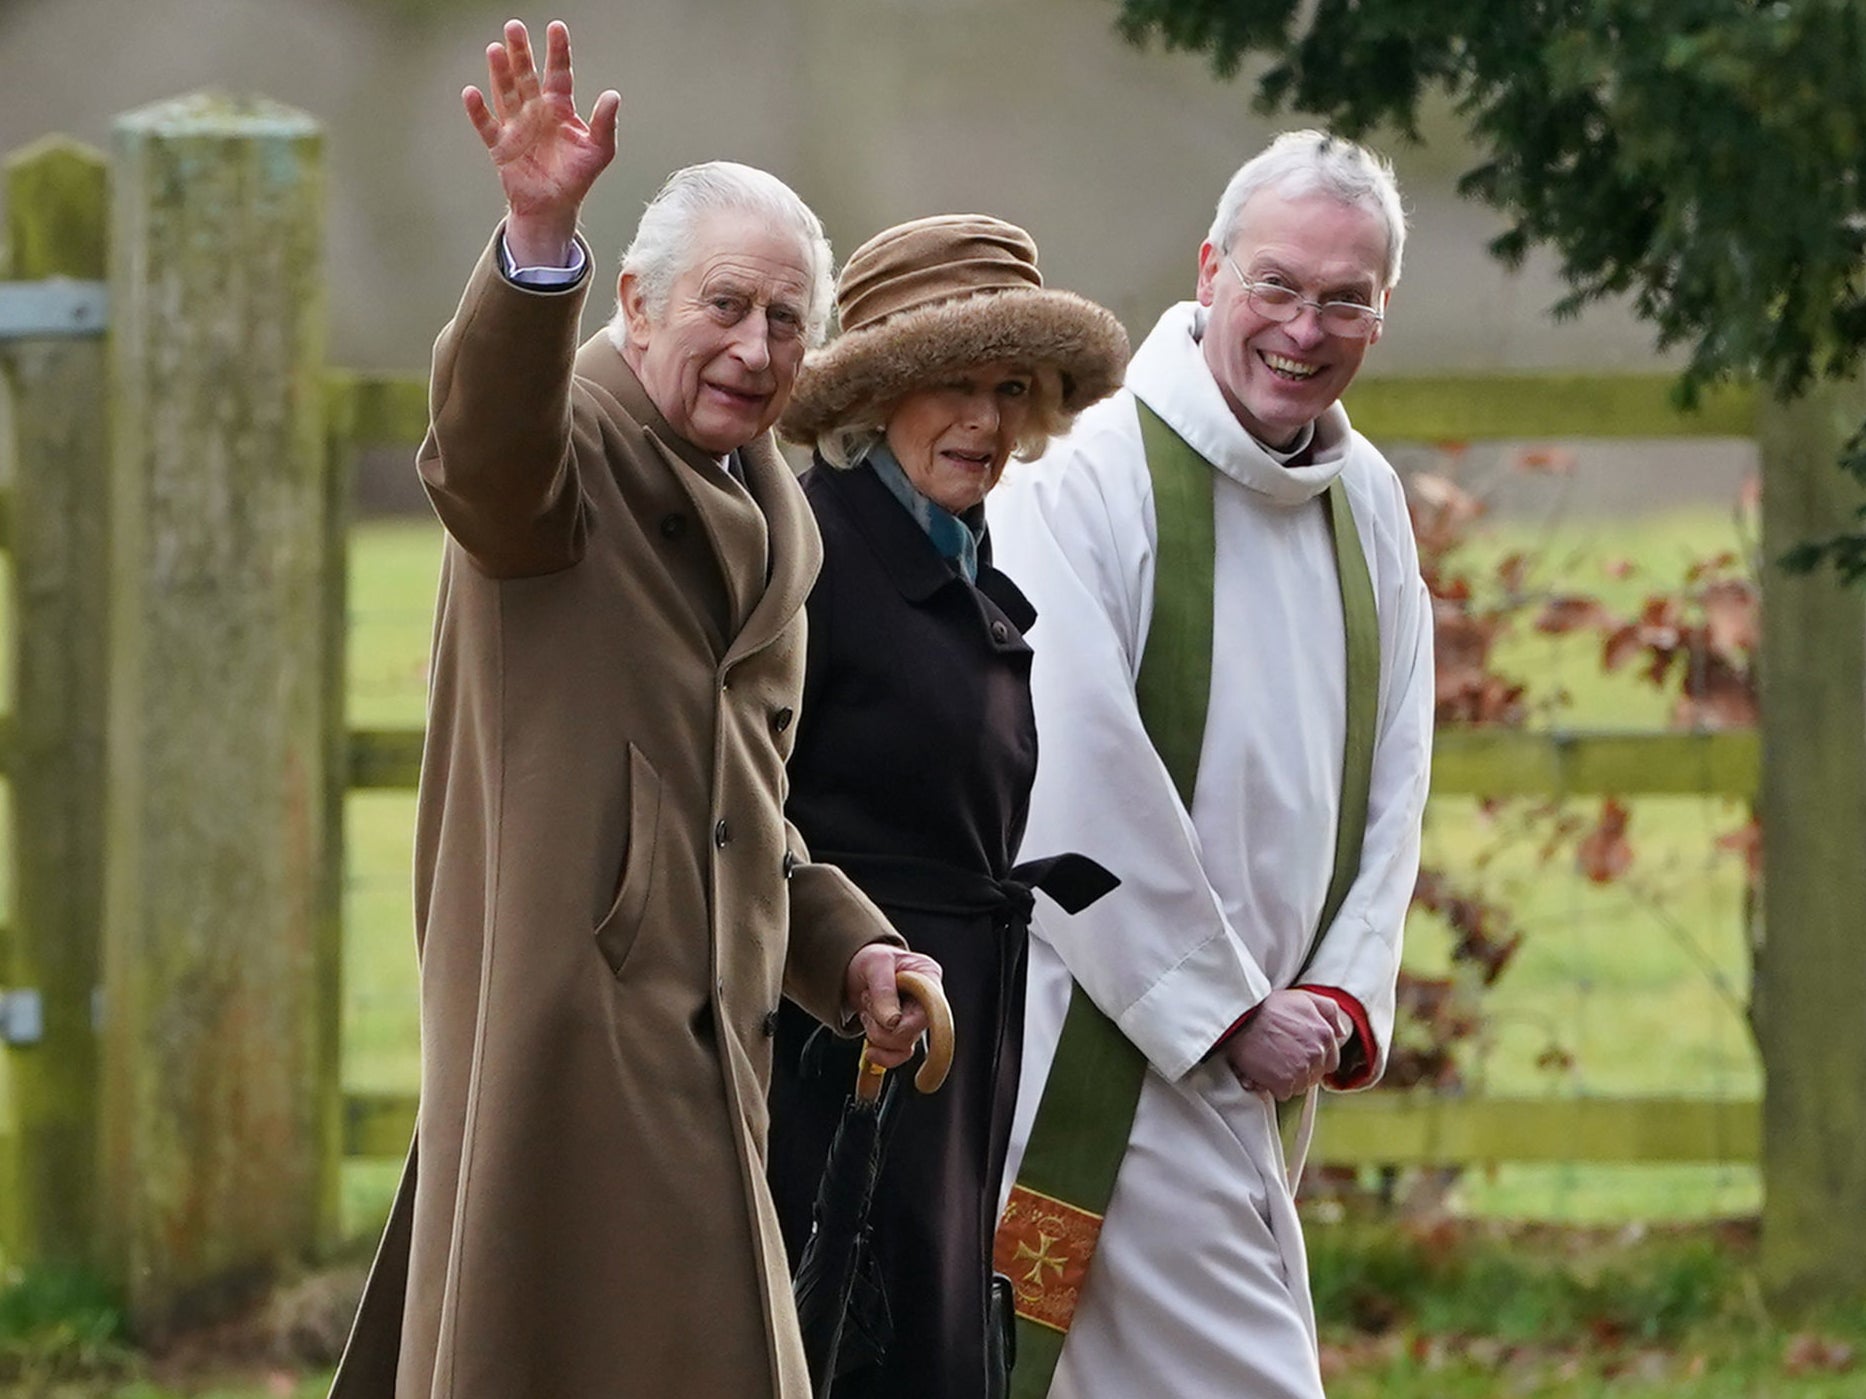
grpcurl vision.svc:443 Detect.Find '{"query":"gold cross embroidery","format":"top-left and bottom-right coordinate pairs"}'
top-left (1014, 1231), bottom-right (1067, 1286)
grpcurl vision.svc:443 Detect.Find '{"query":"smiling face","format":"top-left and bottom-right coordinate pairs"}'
top-left (618, 207), bottom-right (814, 455)
top-left (883, 359), bottom-right (1036, 514)
top-left (1196, 187), bottom-right (1389, 450)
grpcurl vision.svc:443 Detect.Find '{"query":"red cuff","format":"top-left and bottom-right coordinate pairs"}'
top-left (1205, 1006), bottom-right (1258, 1061)
top-left (1299, 985), bottom-right (1376, 1090)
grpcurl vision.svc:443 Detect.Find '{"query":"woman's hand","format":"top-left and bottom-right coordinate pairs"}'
top-left (462, 19), bottom-right (620, 268)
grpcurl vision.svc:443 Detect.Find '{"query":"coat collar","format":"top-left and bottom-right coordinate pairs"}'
top-left (813, 459), bottom-right (1036, 634)
top-left (575, 334), bottom-right (822, 661)
top-left (1127, 301), bottom-right (1353, 507)
top-left (727, 432), bottom-right (822, 667)
top-left (817, 457), bottom-right (956, 602)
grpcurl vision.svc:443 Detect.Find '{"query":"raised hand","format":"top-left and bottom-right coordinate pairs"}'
top-left (463, 19), bottom-right (621, 267)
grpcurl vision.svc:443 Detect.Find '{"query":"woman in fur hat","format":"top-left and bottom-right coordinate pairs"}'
top-left (765, 215), bottom-right (1128, 1399)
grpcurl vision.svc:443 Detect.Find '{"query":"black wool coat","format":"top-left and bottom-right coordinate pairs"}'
top-left (767, 458), bottom-right (1040, 1399)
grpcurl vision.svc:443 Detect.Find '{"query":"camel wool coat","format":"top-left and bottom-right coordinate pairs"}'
top-left (330, 232), bottom-right (901, 1399)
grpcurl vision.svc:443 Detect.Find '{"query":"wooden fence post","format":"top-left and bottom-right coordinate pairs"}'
top-left (1756, 380), bottom-right (1866, 1311)
top-left (101, 94), bottom-right (334, 1335)
top-left (1, 136), bottom-right (110, 1269)
top-left (318, 376), bottom-right (357, 1252)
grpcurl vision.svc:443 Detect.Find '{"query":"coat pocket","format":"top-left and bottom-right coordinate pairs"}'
top-left (593, 743), bottom-right (664, 977)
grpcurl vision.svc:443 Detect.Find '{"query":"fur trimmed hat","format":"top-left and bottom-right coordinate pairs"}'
top-left (779, 214), bottom-right (1129, 444)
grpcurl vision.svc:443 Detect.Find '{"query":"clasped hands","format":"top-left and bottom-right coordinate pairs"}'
top-left (1224, 988), bottom-right (1354, 1101)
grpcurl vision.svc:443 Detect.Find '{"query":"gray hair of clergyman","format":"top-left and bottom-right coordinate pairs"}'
top-left (610, 160), bottom-right (836, 346)
top-left (1208, 130), bottom-right (1408, 292)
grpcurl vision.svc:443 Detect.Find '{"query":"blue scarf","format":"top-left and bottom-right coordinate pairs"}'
top-left (864, 444), bottom-right (983, 584)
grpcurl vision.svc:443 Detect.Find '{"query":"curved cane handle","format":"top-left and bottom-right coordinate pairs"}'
top-left (853, 967), bottom-right (956, 1102)
top-left (898, 968), bottom-right (954, 1094)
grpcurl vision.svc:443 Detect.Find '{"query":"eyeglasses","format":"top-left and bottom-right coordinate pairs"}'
top-left (1223, 254), bottom-right (1384, 340)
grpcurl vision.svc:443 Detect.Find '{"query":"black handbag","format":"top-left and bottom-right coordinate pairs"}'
top-left (987, 1271), bottom-right (1018, 1399)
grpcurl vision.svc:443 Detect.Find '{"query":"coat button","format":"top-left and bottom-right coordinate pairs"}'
top-left (714, 819), bottom-right (730, 848)
top-left (991, 620), bottom-right (1010, 643)
top-left (659, 512), bottom-right (687, 540)
top-left (782, 849), bottom-right (797, 879)
top-left (772, 706), bottom-right (794, 733)
top-left (761, 1010), bottom-right (780, 1037)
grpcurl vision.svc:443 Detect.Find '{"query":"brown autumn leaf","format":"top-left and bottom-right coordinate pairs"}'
top-left (1715, 818), bottom-right (1763, 883)
top-left (1684, 550), bottom-right (1740, 584)
top-left (1511, 444), bottom-right (1577, 474)
top-left (1643, 646), bottom-right (1679, 690)
top-left (1393, 972), bottom-right (1450, 1017)
top-left (1601, 623), bottom-right (1645, 672)
top-left (1641, 592), bottom-right (1683, 622)
top-left (1416, 872), bottom-right (1528, 984)
top-left (1700, 577), bottom-right (1759, 658)
top-left (1468, 930), bottom-right (1523, 985)
top-left (1782, 1332), bottom-right (1857, 1375)
top-left (1601, 556), bottom-right (1639, 580)
top-left (1494, 550), bottom-right (1532, 594)
top-left (1433, 601), bottom-right (1530, 726)
top-left (1536, 810), bottom-right (1589, 865)
top-left (1575, 798), bottom-right (1634, 884)
top-left (1434, 598), bottom-right (1497, 667)
top-left (1535, 1044), bottom-right (1576, 1073)
top-left (1409, 471), bottom-right (1486, 557)
top-left (1431, 570), bottom-right (1474, 604)
top-left (1674, 653), bottom-right (1759, 728)
top-left (1439, 672), bottom-right (1530, 727)
top-left (1412, 868), bottom-right (1447, 906)
top-left (1533, 594), bottom-right (1614, 635)
top-left (1588, 1314), bottom-right (1631, 1349)
top-left (1410, 470), bottom-right (1481, 514)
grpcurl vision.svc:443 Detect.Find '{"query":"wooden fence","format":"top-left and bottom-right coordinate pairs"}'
top-left (1, 104), bottom-right (1861, 1328)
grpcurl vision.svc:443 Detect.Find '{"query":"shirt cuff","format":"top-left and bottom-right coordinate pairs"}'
top-left (499, 233), bottom-right (587, 287)
top-left (1206, 1007), bottom-right (1258, 1060)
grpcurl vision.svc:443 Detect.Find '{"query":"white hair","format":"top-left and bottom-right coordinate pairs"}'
top-left (1208, 129), bottom-right (1407, 290)
top-left (608, 160), bottom-right (835, 346)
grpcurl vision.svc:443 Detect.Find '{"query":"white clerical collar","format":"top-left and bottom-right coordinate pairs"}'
top-left (1138, 301), bottom-right (1345, 505)
top-left (1259, 421), bottom-right (1316, 465)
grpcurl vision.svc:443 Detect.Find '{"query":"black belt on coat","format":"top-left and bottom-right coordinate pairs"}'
top-left (817, 849), bottom-right (1119, 925)
top-left (790, 850), bottom-right (1119, 1084)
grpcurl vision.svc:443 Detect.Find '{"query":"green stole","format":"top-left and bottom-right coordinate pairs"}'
top-left (994, 402), bottom-right (1381, 1396)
